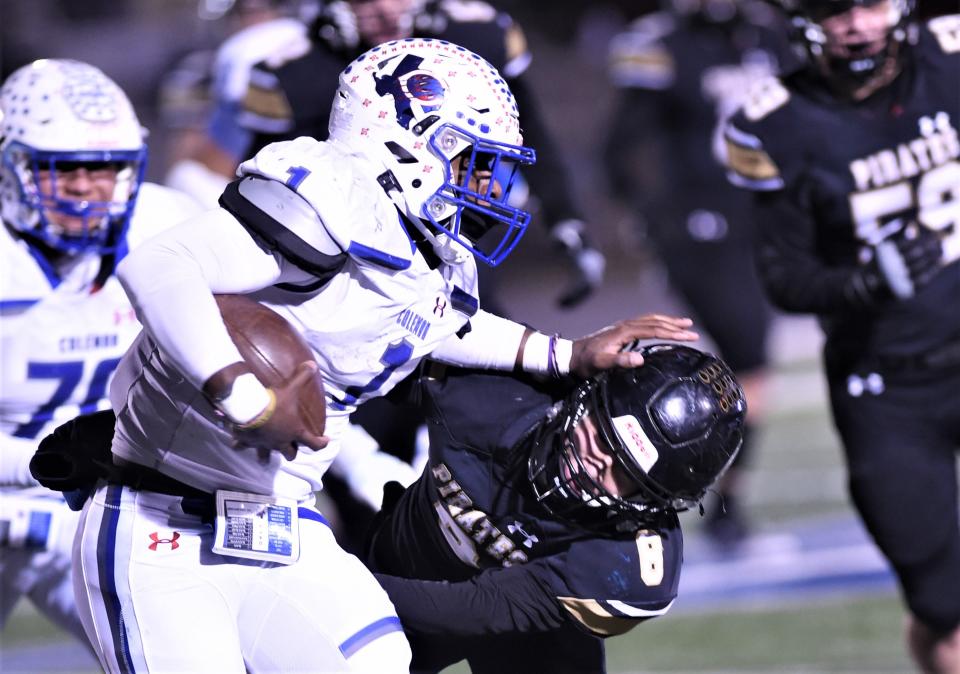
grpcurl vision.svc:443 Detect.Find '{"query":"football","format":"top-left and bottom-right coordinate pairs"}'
top-left (214, 294), bottom-right (326, 436)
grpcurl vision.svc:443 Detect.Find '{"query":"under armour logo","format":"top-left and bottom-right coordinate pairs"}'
top-left (846, 373), bottom-right (885, 397)
top-left (507, 522), bottom-right (539, 549)
top-left (433, 297), bottom-right (446, 317)
top-left (148, 531), bottom-right (181, 551)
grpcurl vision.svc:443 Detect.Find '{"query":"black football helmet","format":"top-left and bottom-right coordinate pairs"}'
top-left (773, 0), bottom-right (916, 94)
top-left (528, 344), bottom-right (746, 531)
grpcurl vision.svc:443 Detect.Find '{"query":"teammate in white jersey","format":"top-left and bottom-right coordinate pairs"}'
top-left (0, 60), bottom-right (201, 645)
top-left (71, 39), bottom-right (698, 673)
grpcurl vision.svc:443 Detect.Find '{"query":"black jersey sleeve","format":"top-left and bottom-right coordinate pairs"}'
top-left (375, 562), bottom-right (568, 636)
top-left (752, 189), bottom-right (883, 313)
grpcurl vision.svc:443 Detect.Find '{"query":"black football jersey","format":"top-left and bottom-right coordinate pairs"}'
top-left (607, 6), bottom-right (793, 240)
top-left (724, 15), bottom-right (960, 357)
top-left (376, 366), bottom-right (682, 638)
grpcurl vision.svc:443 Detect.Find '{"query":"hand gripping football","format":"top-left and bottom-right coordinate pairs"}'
top-left (214, 294), bottom-right (326, 438)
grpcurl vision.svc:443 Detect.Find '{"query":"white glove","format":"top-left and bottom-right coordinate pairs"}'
top-left (328, 423), bottom-right (418, 510)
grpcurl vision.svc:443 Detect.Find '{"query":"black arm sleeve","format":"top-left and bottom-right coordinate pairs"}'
top-left (754, 190), bottom-right (881, 313)
top-left (507, 75), bottom-right (584, 227)
top-left (374, 563), bottom-right (568, 637)
top-left (601, 87), bottom-right (670, 212)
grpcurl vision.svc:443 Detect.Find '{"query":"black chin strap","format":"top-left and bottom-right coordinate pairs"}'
top-left (398, 212), bottom-right (442, 270)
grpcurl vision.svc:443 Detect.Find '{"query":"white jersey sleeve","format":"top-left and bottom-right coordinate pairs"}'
top-left (116, 207), bottom-right (314, 388)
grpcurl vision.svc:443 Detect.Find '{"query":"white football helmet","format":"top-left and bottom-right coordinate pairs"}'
top-left (328, 38), bottom-right (536, 266)
top-left (0, 59), bottom-right (147, 255)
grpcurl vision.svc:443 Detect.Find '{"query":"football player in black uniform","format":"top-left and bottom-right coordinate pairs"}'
top-left (366, 344), bottom-right (746, 673)
top-left (604, 0), bottom-right (794, 545)
top-left (238, 0), bottom-right (605, 310)
top-left (723, 1), bottom-right (960, 670)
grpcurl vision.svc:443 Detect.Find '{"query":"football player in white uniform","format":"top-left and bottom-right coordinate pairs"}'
top-left (0, 60), bottom-right (201, 644)
top-left (72, 39), bottom-right (698, 673)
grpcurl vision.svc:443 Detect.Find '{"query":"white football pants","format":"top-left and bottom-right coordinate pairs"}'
top-left (74, 483), bottom-right (411, 673)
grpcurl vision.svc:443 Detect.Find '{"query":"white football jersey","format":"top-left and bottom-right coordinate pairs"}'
top-left (0, 183), bottom-right (201, 444)
top-left (110, 138), bottom-right (481, 501)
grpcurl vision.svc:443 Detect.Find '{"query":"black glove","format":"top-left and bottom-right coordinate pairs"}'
top-left (845, 222), bottom-right (943, 306)
top-left (549, 219), bottom-right (606, 309)
top-left (30, 410), bottom-right (118, 510)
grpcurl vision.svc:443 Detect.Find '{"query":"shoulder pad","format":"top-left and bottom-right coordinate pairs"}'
top-left (741, 74), bottom-right (790, 122)
top-left (557, 527), bottom-right (680, 636)
top-left (722, 119), bottom-right (785, 191)
top-left (239, 66), bottom-right (294, 134)
top-left (608, 13), bottom-right (677, 90)
top-left (502, 17), bottom-right (531, 78)
top-left (238, 139), bottom-right (417, 269)
top-left (927, 14), bottom-right (960, 54)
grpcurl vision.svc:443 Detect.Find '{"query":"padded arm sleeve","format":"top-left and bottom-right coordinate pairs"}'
top-left (374, 563), bottom-right (568, 636)
top-left (116, 208), bottom-right (311, 387)
top-left (429, 310), bottom-right (528, 370)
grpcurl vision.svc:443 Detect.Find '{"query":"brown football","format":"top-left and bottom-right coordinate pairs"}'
top-left (214, 294), bottom-right (326, 436)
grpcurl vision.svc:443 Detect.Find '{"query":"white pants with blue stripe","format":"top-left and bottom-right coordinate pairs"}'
top-left (74, 484), bottom-right (411, 673)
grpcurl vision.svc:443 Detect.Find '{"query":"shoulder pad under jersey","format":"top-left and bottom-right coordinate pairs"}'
top-left (926, 14), bottom-right (960, 55)
top-left (554, 523), bottom-right (681, 637)
top-left (608, 12), bottom-right (677, 90)
top-left (721, 75), bottom-right (791, 191)
top-left (239, 64), bottom-right (295, 135)
top-left (231, 138), bottom-right (416, 271)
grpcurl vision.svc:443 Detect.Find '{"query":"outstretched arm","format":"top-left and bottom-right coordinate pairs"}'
top-left (430, 310), bottom-right (698, 378)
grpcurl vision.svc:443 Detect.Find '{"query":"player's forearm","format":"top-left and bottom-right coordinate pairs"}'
top-left (374, 570), bottom-right (567, 636)
top-left (116, 208), bottom-right (282, 388)
top-left (430, 310), bottom-right (572, 377)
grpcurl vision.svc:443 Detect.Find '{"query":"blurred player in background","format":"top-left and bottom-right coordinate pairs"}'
top-left (723, 1), bottom-right (960, 670)
top-left (603, 0), bottom-right (793, 545)
top-left (64, 40), bottom-right (696, 672)
top-left (0, 59), bottom-right (200, 645)
top-left (240, 0), bottom-right (606, 310)
top-left (163, 0), bottom-right (309, 205)
top-left (367, 344), bottom-right (746, 673)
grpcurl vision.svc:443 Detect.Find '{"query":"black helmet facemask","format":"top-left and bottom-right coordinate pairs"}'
top-left (778, 0), bottom-right (916, 97)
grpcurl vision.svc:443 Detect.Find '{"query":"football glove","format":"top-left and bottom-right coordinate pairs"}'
top-left (846, 222), bottom-right (943, 306)
top-left (550, 219), bottom-right (606, 309)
